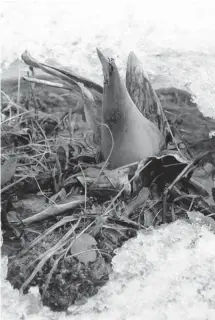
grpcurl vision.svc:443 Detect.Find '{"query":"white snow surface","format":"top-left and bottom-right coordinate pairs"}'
top-left (1, 0), bottom-right (215, 319)
top-left (1, 0), bottom-right (215, 117)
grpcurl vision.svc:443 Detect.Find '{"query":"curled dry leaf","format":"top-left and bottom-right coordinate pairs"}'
top-left (140, 152), bottom-right (188, 188)
top-left (70, 233), bottom-right (97, 265)
top-left (1, 155), bottom-right (17, 186)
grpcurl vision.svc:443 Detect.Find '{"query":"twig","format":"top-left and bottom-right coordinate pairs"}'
top-left (20, 216), bottom-right (81, 293)
top-left (42, 251), bottom-right (66, 295)
top-left (90, 122), bottom-right (114, 189)
top-left (63, 219), bottom-right (96, 258)
top-left (23, 76), bottom-right (72, 90)
top-left (34, 120), bottom-right (52, 153)
top-left (1, 175), bottom-right (32, 194)
top-left (28, 81), bottom-right (40, 114)
top-left (171, 124), bottom-right (194, 159)
top-left (21, 197), bottom-right (86, 225)
top-left (16, 216), bottom-right (79, 259)
top-left (188, 196), bottom-right (196, 211)
top-left (1, 91), bottom-right (27, 113)
top-left (78, 163), bottom-right (87, 210)
top-left (17, 65), bottom-right (21, 105)
top-left (171, 205), bottom-right (177, 222)
top-left (21, 154), bottom-right (48, 171)
top-left (33, 177), bottom-right (59, 205)
top-left (1, 110), bottom-right (33, 124)
top-left (27, 217), bottom-right (82, 271)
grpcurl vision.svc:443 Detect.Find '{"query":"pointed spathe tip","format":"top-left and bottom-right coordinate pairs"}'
top-left (128, 51), bottom-right (136, 58)
top-left (127, 51), bottom-right (139, 64)
top-left (96, 48), bottom-right (110, 80)
top-left (96, 48), bottom-right (108, 66)
top-left (96, 47), bottom-right (102, 58)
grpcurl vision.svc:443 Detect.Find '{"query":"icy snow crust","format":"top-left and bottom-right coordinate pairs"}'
top-left (1, 0), bottom-right (215, 319)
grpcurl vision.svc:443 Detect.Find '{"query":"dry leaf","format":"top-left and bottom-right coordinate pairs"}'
top-left (124, 187), bottom-right (150, 217)
top-left (144, 210), bottom-right (155, 228)
top-left (70, 233), bottom-right (97, 264)
top-left (1, 155), bottom-right (17, 186)
top-left (139, 152), bottom-right (188, 188)
top-left (76, 166), bottom-right (131, 197)
top-left (49, 188), bottom-right (67, 204)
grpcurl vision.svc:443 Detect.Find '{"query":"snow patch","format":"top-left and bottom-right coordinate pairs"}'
top-left (2, 0), bottom-right (215, 117)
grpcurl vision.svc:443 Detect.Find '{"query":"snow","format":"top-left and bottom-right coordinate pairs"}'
top-left (1, 0), bottom-right (215, 319)
top-left (2, 0), bottom-right (215, 117)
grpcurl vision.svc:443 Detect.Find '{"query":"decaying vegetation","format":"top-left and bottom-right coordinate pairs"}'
top-left (1, 49), bottom-right (215, 311)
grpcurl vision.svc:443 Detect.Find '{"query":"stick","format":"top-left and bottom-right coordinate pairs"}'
top-left (22, 197), bottom-right (86, 225)
top-left (23, 76), bottom-right (72, 90)
top-left (1, 175), bottom-right (31, 194)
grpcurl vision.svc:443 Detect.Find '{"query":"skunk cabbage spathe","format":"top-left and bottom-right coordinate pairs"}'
top-left (97, 49), bottom-right (164, 169)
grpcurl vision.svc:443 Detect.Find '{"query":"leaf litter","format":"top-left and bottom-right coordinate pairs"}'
top-left (1, 48), bottom-right (215, 312)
